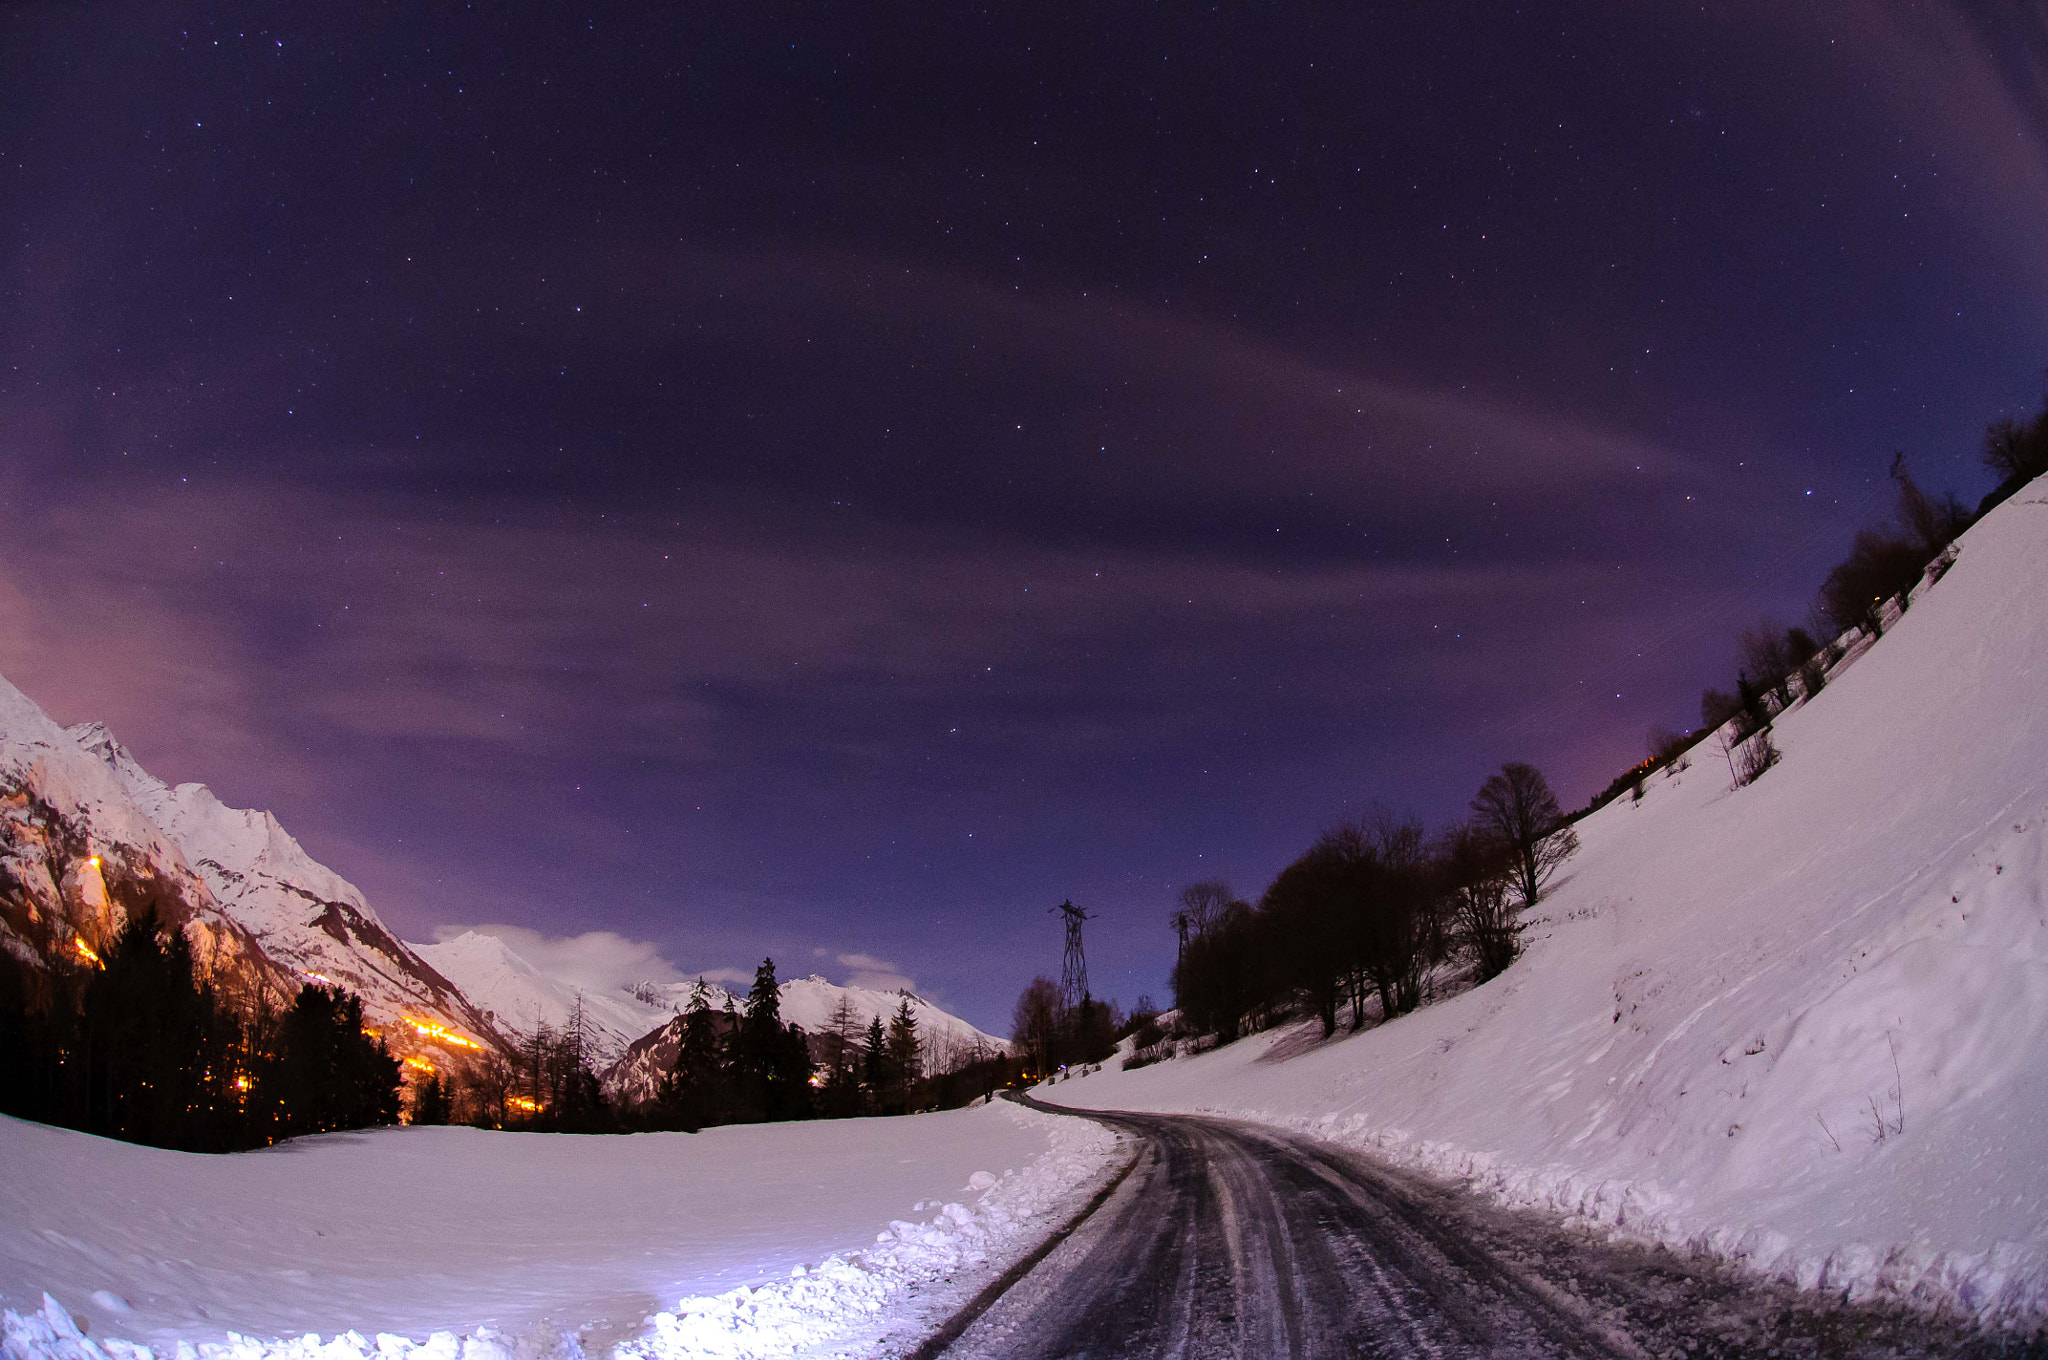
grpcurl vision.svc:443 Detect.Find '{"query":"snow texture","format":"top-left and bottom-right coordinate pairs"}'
top-left (0, 1101), bottom-right (1117, 1360)
top-left (1043, 478), bottom-right (2048, 1331)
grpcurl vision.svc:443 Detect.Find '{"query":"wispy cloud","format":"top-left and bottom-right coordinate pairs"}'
top-left (834, 950), bottom-right (918, 993)
top-left (433, 923), bottom-right (689, 993)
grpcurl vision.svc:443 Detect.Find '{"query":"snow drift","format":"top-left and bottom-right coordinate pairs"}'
top-left (1046, 477), bottom-right (2048, 1329)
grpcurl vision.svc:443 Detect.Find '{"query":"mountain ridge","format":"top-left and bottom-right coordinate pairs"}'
top-left (0, 681), bottom-right (504, 1071)
top-left (1, 674), bottom-right (1005, 1094)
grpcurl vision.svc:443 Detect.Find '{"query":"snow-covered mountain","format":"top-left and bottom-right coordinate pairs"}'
top-left (0, 677), bottom-right (277, 999)
top-left (409, 923), bottom-right (1009, 1094)
top-left (603, 974), bottom-right (1008, 1106)
top-left (70, 723), bottom-right (507, 1064)
top-left (411, 929), bottom-right (697, 1067)
top-left (0, 679), bottom-right (506, 1069)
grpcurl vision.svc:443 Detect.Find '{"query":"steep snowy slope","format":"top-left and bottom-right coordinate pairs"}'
top-left (1047, 477), bottom-right (2048, 1327)
top-left (0, 676), bottom-right (506, 1067)
top-left (66, 723), bottom-right (507, 1065)
top-left (411, 929), bottom-right (691, 1066)
top-left (604, 976), bottom-right (1008, 1106)
top-left (0, 677), bottom-right (277, 996)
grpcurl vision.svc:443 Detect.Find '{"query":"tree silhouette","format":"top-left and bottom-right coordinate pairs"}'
top-left (1469, 762), bottom-right (1578, 909)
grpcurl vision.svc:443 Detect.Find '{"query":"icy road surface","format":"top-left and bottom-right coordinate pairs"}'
top-left (941, 1101), bottom-right (2011, 1360)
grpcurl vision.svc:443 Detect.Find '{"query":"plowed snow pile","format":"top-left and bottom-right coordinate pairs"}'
top-left (1047, 478), bottom-right (2048, 1329)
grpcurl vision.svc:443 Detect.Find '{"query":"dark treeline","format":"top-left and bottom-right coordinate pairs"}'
top-left (0, 908), bottom-right (400, 1152)
top-left (420, 956), bottom-right (1019, 1135)
top-left (1008, 976), bottom-right (1125, 1076)
top-left (1169, 762), bottom-right (1577, 1046)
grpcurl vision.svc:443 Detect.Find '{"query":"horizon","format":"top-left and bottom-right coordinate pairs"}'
top-left (3, 3), bottom-right (2043, 1034)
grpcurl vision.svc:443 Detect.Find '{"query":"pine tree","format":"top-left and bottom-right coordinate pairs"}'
top-left (885, 999), bottom-right (922, 1114)
top-left (744, 958), bottom-right (782, 1039)
top-left (662, 979), bottom-right (724, 1129)
top-left (817, 996), bottom-right (863, 1117)
top-left (860, 1014), bottom-right (887, 1112)
top-left (258, 983), bottom-right (400, 1141)
top-left (769, 1022), bottom-right (816, 1121)
top-left (410, 1072), bottom-right (453, 1125)
top-left (824, 996), bottom-right (859, 1085)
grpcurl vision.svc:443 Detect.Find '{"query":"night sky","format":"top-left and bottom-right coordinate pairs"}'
top-left (4, 3), bottom-right (2043, 1031)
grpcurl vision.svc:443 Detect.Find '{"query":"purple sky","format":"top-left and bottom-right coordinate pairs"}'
top-left (3, 2), bottom-right (2043, 1031)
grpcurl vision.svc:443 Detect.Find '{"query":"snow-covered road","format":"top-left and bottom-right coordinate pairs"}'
top-left (943, 1100), bottom-right (2005, 1359)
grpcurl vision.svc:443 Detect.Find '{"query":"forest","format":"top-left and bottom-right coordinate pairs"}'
top-left (0, 908), bottom-right (400, 1152)
top-left (411, 957), bottom-right (1019, 1136)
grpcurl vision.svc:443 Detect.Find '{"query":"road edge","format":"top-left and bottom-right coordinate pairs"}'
top-left (901, 1094), bottom-right (1142, 1360)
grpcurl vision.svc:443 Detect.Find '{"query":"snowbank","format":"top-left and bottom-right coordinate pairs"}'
top-left (617, 1109), bottom-right (1116, 1359)
top-left (1044, 479), bottom-right (2048, 1330)
top-left (0, 1101), bottom-right (1118, 1360)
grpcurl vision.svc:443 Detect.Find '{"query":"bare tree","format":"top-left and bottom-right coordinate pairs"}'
top-left (1438, 822), bottom-right (1519, 982)
top-left (1646, 725), bottom-right (1692, 768)
top-left (1469, 762), bottom-right (1578, 909)
top-left (822, 996), bottom-right (861, 1085)
top-left (1010, 976), bottom-right (1061, 1076)
top-left (1983, 407), bottom-right (2048, 487)
top-left (1175, 881), bottom-right (1232, 935)
top-left (1889, 453), bottom-right (1968, 559)
top-left (1737, 619), bottom-right (1796, 710)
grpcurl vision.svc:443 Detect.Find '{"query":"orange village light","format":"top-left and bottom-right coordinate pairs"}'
top-left (404, 1017), bottom-right (483, 1051)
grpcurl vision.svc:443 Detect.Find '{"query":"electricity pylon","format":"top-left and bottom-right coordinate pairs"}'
top-left (1052, 899), bottom-right (1092, 1010)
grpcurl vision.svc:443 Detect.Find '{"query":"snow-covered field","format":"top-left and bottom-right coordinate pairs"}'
top-left (1043, 478), bottom-right (2048, 1330)
top-left (0, 1101), bottom-right (1119, 1360)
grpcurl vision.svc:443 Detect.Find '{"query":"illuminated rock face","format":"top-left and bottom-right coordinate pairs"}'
top-left (0, 679), bottom-right (271, 996)
top-left (0, 676), bottom-right (509, 1071)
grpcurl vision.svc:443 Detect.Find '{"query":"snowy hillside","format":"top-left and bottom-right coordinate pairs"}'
top-left (778, 974), bottom-right (1007, 1063)
top-left (1046, 476), bottom-right (2048, 1328)
top-left (411, 929), bottom-right (693, 1066)
top-left (605, 975), bottom-right (1008, 1106)
top-left (0, 678), bottom-right (506, 1068)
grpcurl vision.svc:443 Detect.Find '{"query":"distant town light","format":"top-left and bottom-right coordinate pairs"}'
top-left (405, 1016), bottom-right (483, 1050)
